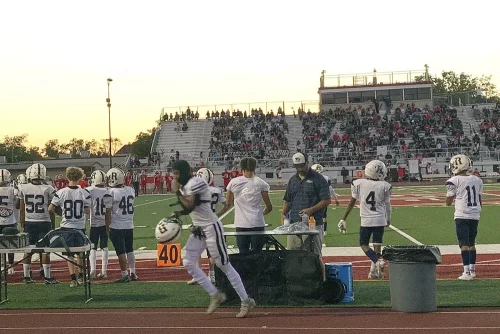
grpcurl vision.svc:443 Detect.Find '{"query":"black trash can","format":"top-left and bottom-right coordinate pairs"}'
top-left (382, 246), bottom-right (442, 313)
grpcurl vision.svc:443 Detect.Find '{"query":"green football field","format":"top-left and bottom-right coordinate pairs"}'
top-left (54, 183), bottom-right (500, 251)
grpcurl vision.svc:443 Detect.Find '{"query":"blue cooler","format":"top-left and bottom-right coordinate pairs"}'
top-left (325, 262), bottom-right (354, 303)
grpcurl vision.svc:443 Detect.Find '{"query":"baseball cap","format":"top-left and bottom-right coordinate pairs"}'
top-left (292, 152), bottom-right (307, 165)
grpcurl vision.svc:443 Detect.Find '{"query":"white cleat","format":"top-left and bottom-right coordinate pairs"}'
top-left (206, 291), bottom-right (226, 314)
top-left (96, 272), bottom-right (107, 279)
top-left (377, 260), bottom-right (385, 279)
top-left (31, 253), bottom-right (40, 263)
top-left (8, 267), bottom-right (15, 275)
top-left (470, 271), bottom-right (477, 279)
top-left (458, 272), bottom-right (474, 281)
top-left (368, 262), bottom-right (378, 279)
top-left (187, 278), bottom-right (198, 285)
top-left (236, 298), bottom-right (256, 318)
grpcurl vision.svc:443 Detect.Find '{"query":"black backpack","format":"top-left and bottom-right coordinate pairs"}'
top-left (36, 228), bottom-right (90, 253)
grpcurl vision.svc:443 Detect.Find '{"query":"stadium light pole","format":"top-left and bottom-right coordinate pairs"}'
top-left (107, 78), bottom-right (113, 169)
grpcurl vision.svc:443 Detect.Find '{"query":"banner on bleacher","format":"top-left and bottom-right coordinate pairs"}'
top-left (408, 160), bottom-right (419, 174)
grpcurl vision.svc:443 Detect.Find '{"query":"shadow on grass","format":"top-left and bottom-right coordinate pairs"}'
top-left (58, 293), bottom-right (166, 303)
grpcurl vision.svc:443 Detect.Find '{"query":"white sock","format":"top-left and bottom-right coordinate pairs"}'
top-left (43, 264), bottom-right (51, 278)
top-left (463, 265), bottom-right (470, 274)
top-left (220, 263), bottom-right (248, 301)
top-left (23, 264), bottom-right (31, 277)
top-left (121, 270), bottom-right (129, 278)
top-left (469, 264), bottom-right (476, 272)
top-left (102, 248), bottom-right (109, 274)
top-left (185, 263), bottom-right (217, 296)
top-left (90, 249), bottom-right (97, 274)
top-left (126, 252), bottom-right (136, 275)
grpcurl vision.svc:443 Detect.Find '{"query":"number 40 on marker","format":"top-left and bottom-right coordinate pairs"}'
top-left (156, 243), bottom-right (182, 267)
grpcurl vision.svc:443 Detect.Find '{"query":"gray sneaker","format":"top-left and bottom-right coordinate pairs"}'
top-left (130, 273), bottom-right (139, 281)
top-left (206, 291), bottom-right (226, 314)
top-left (69, 280), bottom-right (79, 288)
top-left (236, 298), bottom-right (256, 318)
top-left (115, 275), bottom-right (130, 283)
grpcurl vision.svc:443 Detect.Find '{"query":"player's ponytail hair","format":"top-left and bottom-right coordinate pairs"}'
top-left (241, 157), bottom-right (257, 172)
top-left (66, 167), bottom-right (84, 182)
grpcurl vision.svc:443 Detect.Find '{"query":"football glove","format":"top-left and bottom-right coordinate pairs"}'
top-left (338, 220), bottom-right (347, 233)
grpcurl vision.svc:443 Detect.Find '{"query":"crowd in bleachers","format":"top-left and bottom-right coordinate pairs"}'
top-left (297, 104), bottom-right (477, 167)
top-left (474, 106), bottom-right (500, 155)
top-left (208, 108), bottom-right (289, 168)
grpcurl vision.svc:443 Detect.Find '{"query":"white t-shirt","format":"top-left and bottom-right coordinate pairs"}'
top-left (86, 186), bottom-right (113, 227)
top-left (227, 176), bottom-right (270, 228)
top-left (18, 183), bottom-right (56, 223)
top-left (208, 185), bottom-right (225, 213)
top-left (351, 178), bottom-right (392, 227)
top-left (0, 186), bottom-right (18, 226)
top-left (446, 175), bottom-right (482, 220)
top-left (181, 177), bottom-right (219, 227)
top-left (108, 186), bottom-right (135, 229)
top-left (51, 186), bottom-right (91, 229)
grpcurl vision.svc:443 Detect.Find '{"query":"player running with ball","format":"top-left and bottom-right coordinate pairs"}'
top-left (338, 160), bottom-right (392, 279)
top-left (171, 160), bottom-right (255, 318)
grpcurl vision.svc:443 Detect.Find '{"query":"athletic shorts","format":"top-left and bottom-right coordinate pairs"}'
top-left (90, 225), bottom-right (108, 250)
top-left (359, 226), bottom-right (385, 246)
top-left (24, 221), bottom-right (52, 245)
top-left (109, 228), bottom-right (134, 256)
top-left (455, 219), bottom-right (479, 247)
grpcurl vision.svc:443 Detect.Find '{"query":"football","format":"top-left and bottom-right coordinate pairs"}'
top-left (155, 217), bottom-right (182, 244)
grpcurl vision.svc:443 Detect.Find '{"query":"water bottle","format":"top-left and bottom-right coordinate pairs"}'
top-left (308, 216), bottom-right (316, 231)
top-left (283, 218), bottom-right (290, 226)
top-left (301, 213), bottom-right (309, 226)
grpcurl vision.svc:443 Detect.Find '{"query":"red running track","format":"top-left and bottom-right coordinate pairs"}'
top-left (1, 308), bottom-right (500, 333)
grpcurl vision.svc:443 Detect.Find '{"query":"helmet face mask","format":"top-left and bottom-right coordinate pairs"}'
top-left (196, 168), bottom-right (214, 185)
top-left (106, 168), bottom-right (125, 187)
top-left (449, 154), bottom-right (472, 176)
top-left (364, 160), bottom-right (387, 181)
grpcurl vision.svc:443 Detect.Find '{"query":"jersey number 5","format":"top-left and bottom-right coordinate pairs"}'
top-left (365, 191), bottom-right (376, 211)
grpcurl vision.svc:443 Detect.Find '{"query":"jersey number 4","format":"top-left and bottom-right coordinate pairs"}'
top-left (365, 191), bottom-right (376, 211)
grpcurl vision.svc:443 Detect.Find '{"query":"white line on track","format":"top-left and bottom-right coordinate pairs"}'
top-left (388, 224), bottom-right (423, 245)
top-left (135, 197), bottom-right (177, 207)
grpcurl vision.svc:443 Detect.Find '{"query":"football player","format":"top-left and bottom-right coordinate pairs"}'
top-left (186, 167), bottom-right (224, 285)
top-left (0, 169), bottom-right (19, 274)
top-left (48, 167), bottom-right (91, 287)
top-left (446, 154), bottom-right (482, 280)
top-left (338, 160), bottom-right (391, 279)
top-left (86, 170), bottom-right (112, 279)
top-left (18, 163), bottom-right (59, 284)
top-left (311, 164), bottom-right (340, 236)
top-left (172, 160), bottom-right (255, 318)
top-left (106, 168), bottom-right (138, 283)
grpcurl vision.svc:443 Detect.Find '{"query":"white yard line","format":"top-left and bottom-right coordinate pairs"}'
top-left (135, 197), bottom-right (177, 207)
top-left (388, 224), bottom-right (424, 245)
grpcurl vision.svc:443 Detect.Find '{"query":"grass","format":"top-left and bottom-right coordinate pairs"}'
top-left (54, 183), bottom-right (500, 251)
top-left (2, 279), bottom-right (500, 309)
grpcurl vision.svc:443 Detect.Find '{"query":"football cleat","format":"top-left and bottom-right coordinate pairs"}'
top-left (236, 298), bottom-right (256, 318)
top-left (130, 273), bottom-right (139, 281)
top-left (458, 272), bottom-right (473, 281)
top-left (206, 291), bottom-right (226, 314)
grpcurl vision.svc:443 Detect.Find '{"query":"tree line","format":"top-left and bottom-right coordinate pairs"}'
top-left (0, 128), bottom-right (155, 164)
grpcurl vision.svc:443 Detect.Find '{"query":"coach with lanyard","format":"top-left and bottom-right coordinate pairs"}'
top-left (281, 152), bottom-right (330, 257)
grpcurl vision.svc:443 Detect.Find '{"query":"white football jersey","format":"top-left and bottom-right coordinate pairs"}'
top-left (0, 186), bottom-right (18, 226)
top-left (51, 186), bottom-right (91, 229)
top-left (108, 186), bottom-right (135, 229)
top-left (351, 178), bottom-right (392, 227)
top-left (227, 176), bottom-right (270, 228)
top-left (208, 185), bottom-right (225, 214)
top-left (18, 183), bottom-right (56, 223)
top-left (86, 186), bottom-right (113, 227)
top-left (181, 177), bottom-right (218, 227)
top-left (446, 175), bottom-right (482, 220)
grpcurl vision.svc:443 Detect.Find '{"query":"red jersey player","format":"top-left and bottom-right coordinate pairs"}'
top-left (165, 173), bottom-right (173, 192)
top-left (77, 174), bottom-right (89, 188)
top-left (140, 171), bottom-right (148, 194)
top-left (153, 172), bottom-right (162, 194)
top-left (221, 169), bottom-right (230, 190)
top-left (230, 169), bottom-right (239, 179)
top-left (124, 172), bottom-right (132, 186)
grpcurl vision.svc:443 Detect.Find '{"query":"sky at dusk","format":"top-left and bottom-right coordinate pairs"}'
top-left (1, 0), bottom-right (498, 147)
